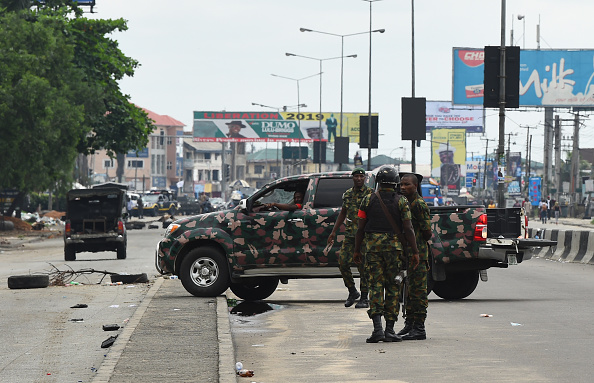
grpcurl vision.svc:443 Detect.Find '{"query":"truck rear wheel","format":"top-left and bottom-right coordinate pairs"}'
top-left (65, 245), bottom-right (76, 261)
top-left (230, 277), bottom-right (279, 301)
top-left (116, 244), bottom-right (127, 259)
top-left (180, 246), bottom-right (230, 297)
top-left (431, 270), bottom-right (479, 300)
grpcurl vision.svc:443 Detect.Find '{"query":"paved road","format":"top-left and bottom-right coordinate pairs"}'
top-left (229, 257), bottom-right (594, 382)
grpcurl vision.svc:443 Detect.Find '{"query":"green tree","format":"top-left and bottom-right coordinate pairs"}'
top-left (0, 3), bottom-right (153, 214)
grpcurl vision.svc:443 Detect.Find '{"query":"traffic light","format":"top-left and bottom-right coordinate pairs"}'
top-left (224, 164), bottom-right (230, 182)
top-left (472, 178), bottom-right (477, 187)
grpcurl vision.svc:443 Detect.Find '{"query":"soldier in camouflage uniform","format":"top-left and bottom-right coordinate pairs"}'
top-left (398, 173), bottom-right (432, 340)
top-left (327, 168), bottom-right (373, 308)
top-left (354, 166), bottom-right (419, 343)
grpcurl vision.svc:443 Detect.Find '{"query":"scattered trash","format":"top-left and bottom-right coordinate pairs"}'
top-left (235, 361), bottom-right (254, 377)
top-left (71, 303), bottom-right (88, 309)
top-left (70, 318), bottom-right (84, 322)
top-left (169, 275), bottom-right (178, 279)
top-left (110, 273), bottom-right (149, 284)
top-left (109, 305), bottom-right (120, 308)
top-left (68, 281), bottom-right (81, 286)
top-left (107, 282), bottom-right (124, 286)
top-left (148, 224), bottom-right (159, 229)
top-left (101, 335), bottom-right (118, 348)
top-left (510, 322), bottom-right (523, 326)
top-left (102, 324), bottom-right (120, 331)
top-left (480, 314), bottom-right (493, 317)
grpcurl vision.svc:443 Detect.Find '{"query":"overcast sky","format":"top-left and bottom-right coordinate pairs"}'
top-left (88, 0), bottom-right (594, 166)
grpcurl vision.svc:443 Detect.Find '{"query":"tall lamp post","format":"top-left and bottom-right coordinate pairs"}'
top-left (299, 28), bottom-right (384, 142)
top-left (252, 103), bottom-right (307, 179)
top-left (363, 0), bottom-right (383, 170)
top-left (285, 53), bottom-right (357, 172)
top-left (270, 73), bottom-right (319, 176)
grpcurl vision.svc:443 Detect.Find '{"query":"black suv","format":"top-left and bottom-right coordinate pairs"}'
top-left (63, 187), bottom-right (128, 261)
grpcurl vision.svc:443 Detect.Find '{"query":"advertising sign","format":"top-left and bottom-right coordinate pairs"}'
top-left (426, 101), bottom-right (484, 133)
top-left (529, 177), bottom-right (542, 206)
top-left (453, 48), bottom-right (594, 107)
top-left (431, 128), bottom-right (466, 194)
top-left (466, 161), bottom-right (484, 188)
top-left (507, 152), bottom-right (522, 196)
top-left (193, 111), bottom-right (376, 143)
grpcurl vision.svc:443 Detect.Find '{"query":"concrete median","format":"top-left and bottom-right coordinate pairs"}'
top-left (528, 228), bottom-right (594, 264)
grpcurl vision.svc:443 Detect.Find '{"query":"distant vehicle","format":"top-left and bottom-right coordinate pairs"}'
top-left (177, 195), bottom-right (201, 215)
top-left (210, 197), bottom-right (225, 211)
top-left (63, 187), bottom-right (127, 261)
top-left (421, 181), bottom-right (443, 206)
top-left (132, 190), bottom-right (178, 216)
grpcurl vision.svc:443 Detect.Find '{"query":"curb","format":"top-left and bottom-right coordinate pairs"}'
top-left (218, 295), bottom-right (238, 383)
top-left (92, 277), bottom-right (164, 383)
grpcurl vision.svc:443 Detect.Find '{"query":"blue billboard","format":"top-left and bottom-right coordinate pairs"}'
top-left (453, 48), bottom-right (594, 107)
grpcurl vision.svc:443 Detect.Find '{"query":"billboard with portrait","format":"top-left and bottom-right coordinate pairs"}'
top-left (453, 48), bottom-right (594, 107)
top-left (193, 111), bottom-right (376, 143)
top-left (426, 101), bottom-right (484, 133)
top-left (431, 128), bottom-right (467, 194)
top-left (506, 152), bottom-right (522, 196)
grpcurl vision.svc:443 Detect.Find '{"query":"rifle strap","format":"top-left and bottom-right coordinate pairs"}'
top-left (374, 191), bottom-right (403, 238)
top-left (374, 190), bottom-right (408, 262)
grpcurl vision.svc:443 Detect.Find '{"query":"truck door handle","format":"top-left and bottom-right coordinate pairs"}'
top-left (288, 218), bottom-right (303, 223)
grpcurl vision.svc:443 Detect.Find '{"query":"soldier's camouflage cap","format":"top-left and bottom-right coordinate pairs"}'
top-left (352, 168), bottom-right (365, 175)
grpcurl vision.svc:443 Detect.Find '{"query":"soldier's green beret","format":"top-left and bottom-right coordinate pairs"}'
top-left (352, 168), bottom-right (365, 175)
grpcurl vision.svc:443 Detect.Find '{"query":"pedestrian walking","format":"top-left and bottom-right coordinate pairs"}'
top-left (327, 168), bottom-right (373, 308)
top-left (540, 199), bottom-right (547, 224)
top-left (397, 173), bottom-right (432, 341)
top-left (137, 197), bottom-right (144, 219)
top-left (354, 166), bottom-right (419, 343)
top-left (553, 202), bottom-right (561, 224)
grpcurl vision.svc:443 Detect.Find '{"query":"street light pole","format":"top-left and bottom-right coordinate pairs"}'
top-left (363, 0), bottom-right (382, 171)
top-left (285, 53), bottom-right (356, 172)
top-left (271, 73), bottom-right (319, 176)
top-left (299, 28), bottom-right (384, 140)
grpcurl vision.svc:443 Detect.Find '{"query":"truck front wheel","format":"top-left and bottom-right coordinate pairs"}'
top-left (431, 270), bottom-right (479, 300)
top-left (230, 277), bottom-right (279, 301)
top-left (180, 246), bottom-right (230, 297)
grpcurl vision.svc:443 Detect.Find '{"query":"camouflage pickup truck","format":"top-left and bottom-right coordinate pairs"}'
top-left (155, 171), bottom-right (554, 301)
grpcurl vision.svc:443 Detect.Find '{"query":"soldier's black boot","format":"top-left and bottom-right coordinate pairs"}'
top-left (366, 315), bottom-right (385, 343)
top-left (401, 322), bottom-right (426, 340)
top-left (344, 286), bottom-right (360, 307)
top-left (355, 291), bottom-right (369, 308)
top-left (396, 318), bottom-right (413, 336)
top-left (384, 320), bottom-right (403, 342)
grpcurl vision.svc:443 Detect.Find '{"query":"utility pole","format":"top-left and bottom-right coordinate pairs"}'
top-left (554, 115), bottom-right (561, 203)
top-left (570, 112), bottom-right (581, 206)
top-left (496, 0), bottom-right (508, 208)
top-left (481, 137), bottom-right (496, 192)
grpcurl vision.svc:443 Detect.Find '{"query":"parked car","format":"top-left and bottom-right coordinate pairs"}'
top-left (210, 197), bottom-right (225, 211)
top-left (63, 187), bottom-right (128, 261)
top-left (156, 171), bottom-right (555, 301)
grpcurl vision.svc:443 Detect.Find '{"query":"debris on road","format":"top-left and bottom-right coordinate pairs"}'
top-left (101, 335), bottom-right (118, 348)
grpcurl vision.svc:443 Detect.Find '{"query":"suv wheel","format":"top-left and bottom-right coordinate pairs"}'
top-left (116, 244), bottom-right (127, 259)
top-left (65, 245), bottom-right (76, 261)
top-left (230, 277), bottom-right (279, 301)
top-left (180, 246), bottom-right (229, 297)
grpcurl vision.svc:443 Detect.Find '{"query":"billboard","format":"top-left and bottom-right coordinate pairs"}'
top-left (426, 101), bottom-right (484, 133)
top-left (431, 128), bottom-right (466, 194)
top-left (507, 152), bottom-right (522, 197)
top-left (193, 111), bottom-right (376, 143)
top-left (453, 48), bottom-right (594, 107)
top-left (529, 177), bottom-right (542, 206)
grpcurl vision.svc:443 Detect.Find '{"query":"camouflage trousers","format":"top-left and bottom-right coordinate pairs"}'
top-left (365, 249), bottom-right (403, 321)
top-left (338, 236), bottom-right (368, 292)
top-left (403, 260), bottom-right (428, 323)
